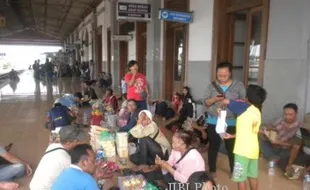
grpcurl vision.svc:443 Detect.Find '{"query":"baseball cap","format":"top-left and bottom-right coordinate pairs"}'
top-left (59, 125), bottom-right (87, 142)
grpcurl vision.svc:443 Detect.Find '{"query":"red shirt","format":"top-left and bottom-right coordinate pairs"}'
top-left (172, 95), bottom-right (182, 112)
top-left (104, 95), bottom-right (118, 111)
top-left (124, 73), bottom-right (147, 101)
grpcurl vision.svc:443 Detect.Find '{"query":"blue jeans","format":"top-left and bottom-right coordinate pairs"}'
top-left (136, 100), bottom-right (147, 110)
top-left (0, 163), bottom-right (26, 181)
top-left (260, 139), bottom-right (290, 160)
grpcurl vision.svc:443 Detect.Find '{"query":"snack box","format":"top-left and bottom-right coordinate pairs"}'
top-left (118, 175), bottom-right (146, 190)
top-left (116, 132), bottom-right (128, 148)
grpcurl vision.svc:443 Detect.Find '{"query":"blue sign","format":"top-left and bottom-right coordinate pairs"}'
top-left (159, 9), bottom-right (193, 23)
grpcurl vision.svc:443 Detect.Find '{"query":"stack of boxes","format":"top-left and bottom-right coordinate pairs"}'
top-left (116, 132), bottom-right (129, 159)
top-left (90, 125), bottom-right (106, 150)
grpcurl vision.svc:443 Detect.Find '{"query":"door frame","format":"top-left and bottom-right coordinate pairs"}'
top-left (97, 26), bottom-right (103, 73)
top-left (162, 0), bottom-right (189, 99)
top-left (136, 22), bottom-right (147, 75)
top-left (211, 0), bottom-right (269, 86)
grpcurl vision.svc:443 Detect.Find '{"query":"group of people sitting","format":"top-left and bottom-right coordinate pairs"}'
top-left (3, 59), bottom-right (310, 190)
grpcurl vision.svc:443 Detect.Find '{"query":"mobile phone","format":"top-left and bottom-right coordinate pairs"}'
top-left (217, 94), bottom-right (224, 98)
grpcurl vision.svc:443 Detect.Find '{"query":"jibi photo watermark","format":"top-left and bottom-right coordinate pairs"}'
top-left (168, 183), bottom-right (228, 190)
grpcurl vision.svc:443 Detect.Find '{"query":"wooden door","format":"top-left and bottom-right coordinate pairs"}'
top-left (229, 7), bottom-right (265, 86)
top-left (119, 41), bottom-right (128, 81)
top-left (107, 29), bottom-right (111, 74)
top-left (97, 33), bottom-right (102, 73)
top-left (136, 22), bottom-right (147, 75)
top-left (172, 26), bottom-right (186, 94)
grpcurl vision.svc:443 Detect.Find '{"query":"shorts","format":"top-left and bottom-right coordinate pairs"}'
top-left (232, 154), bottom-right (258, 182)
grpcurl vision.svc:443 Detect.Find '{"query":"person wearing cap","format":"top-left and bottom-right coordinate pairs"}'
top-left (29, 126), bottom-right (86, 190)
top-left (130, 110), bottom-right (171, 171)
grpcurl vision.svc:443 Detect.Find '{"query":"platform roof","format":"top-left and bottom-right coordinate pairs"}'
top-left (0, 0), bottom-right (102, 46)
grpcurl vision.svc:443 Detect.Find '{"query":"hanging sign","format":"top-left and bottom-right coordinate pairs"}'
top-left (117, 2), bottom-right (151, 21)
top-left (0, 17), bottom-right (6, 27)
top-left (159, 9), bottom-right (193, 24)
top-left (112, 35), bottom-right (133, 41)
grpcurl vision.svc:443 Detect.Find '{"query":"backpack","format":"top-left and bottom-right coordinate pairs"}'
top-left (49, 105), bottom-right (70, 130)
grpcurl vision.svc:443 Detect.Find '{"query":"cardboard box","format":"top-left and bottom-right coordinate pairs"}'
top-left (117, 146), bottom-right (129, 158)
top-left (116, 132), bottom-right (128, 148)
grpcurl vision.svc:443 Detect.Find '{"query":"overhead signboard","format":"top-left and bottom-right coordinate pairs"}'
top-left (0, 17), bottom-right (6, 27)
top-left (117, 2), bottom-right (151, 21)
top-left (112, 35), bottom-right (133, 41)
top-left (0, 53), bottom-right (6, 56)
top-left (159, 9), bottom-right (193, 24)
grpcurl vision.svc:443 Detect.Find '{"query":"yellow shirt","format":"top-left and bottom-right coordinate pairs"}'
top-left (227, 100), bottom-right (261, 159)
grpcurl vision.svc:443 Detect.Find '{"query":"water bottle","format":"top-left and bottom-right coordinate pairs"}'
top-left (268, 161), bottom-right (275, 176)
top-left (96, 146), bottom-right (105, 162)
top-left (303, 174), bottom-right (310, 190)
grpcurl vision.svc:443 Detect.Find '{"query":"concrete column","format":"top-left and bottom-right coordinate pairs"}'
top-left (146, 0), bottom-right (163, 99)
top-left (92, 10), bottom-right (99, 78)
top-left (111, 0), bottom-right (120, 88)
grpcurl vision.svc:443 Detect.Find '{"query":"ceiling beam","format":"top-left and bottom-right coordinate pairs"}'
top-left (58, 0), bottom-right (75, 33)
top-left (32, 2), bottom-right (87, 9)
top-left (28, 0), bottom-right (35, 28)
top-left (64, 0), bottom-right (103, 39)
top-left (44, 0), bottom-right (47, 32)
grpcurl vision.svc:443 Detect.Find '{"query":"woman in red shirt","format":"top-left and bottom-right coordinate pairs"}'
top-left (103, 88), bottom-right (118, 112)
top-left (124, 60), bottom-right (149, 110)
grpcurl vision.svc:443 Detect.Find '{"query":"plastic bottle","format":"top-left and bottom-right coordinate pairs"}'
top-left (303, 174), bottom-right (310, 190)
top-left (268, 161), bottom-right (275, 176)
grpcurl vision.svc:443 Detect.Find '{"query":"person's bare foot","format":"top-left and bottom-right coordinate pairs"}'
top-left (132, 165), bottom-right (148, 171)
top-left (0, 182), bottom-right (19, 190)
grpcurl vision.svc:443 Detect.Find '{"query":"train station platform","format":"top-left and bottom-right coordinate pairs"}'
top-left (0, 71), bottom-right (302, 190)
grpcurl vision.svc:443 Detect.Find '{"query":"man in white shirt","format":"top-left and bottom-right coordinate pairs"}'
top-left (30, 125), bottom-right (86, 190)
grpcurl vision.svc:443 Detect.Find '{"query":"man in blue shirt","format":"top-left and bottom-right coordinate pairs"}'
top-left (51, 144), bottom-right (99, 190)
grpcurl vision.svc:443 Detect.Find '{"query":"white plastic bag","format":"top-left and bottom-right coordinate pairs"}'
top-left (216, 110), bottom-right (227, 137)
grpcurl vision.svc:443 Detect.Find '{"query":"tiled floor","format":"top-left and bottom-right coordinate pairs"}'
top-left (0, 71), bottom-right (302, 190)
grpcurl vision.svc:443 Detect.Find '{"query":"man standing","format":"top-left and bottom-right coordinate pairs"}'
top-left (30, 126), bottom-right (86, 190)
top-left (89, 60), bottom-right (95, 80)
top-left (51, 144), bottom-right (99, 190)
top-left (0, 144), bottom-right (32, 190)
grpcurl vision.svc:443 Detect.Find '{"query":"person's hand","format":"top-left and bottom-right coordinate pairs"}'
top-left (202, 130), bottom-right (207, 140)
top-left (223, 133), bottom-right (235, 139)
top-left (213, 96), bottom-right (224, 102)
top-left (217, 108), bottom-right (222, 116)
top-left (155, 155), bottom-right (163, 166)
top-left (221, 98), bottom-right (230, 105)
top-left (26, 164), bottom-right (32, 176)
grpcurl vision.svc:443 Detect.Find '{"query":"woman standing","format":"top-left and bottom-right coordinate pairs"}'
top-left (125, 60), bottom-right (149, 110)
top-left (204, 62), bottom-right (245, 178)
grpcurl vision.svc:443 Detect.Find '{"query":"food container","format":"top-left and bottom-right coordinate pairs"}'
top-left (116, 132), bottom-right (128, 148)
top-left (117, 146), bottom-right (129, 158)
top-left (118, 175), bottom-right (146, 190)
top-left (100, 131), bottom-right (116, 157)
